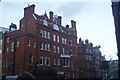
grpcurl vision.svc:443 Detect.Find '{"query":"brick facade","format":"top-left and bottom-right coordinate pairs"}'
top-left (2, 4), bottom-right (106, 79)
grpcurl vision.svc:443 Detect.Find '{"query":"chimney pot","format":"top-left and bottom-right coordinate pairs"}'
top-left (49, 11), bottom-right (54, 21)
top-left (71, 20), bottom-right (76, 30)
top-left (58, 16), bottom-right (62, 26)
top-left (24, 4), bottom-right (35, 16)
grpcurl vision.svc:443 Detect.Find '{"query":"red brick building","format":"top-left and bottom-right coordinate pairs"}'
top-left (2, 4), bottom-right (106, 79)
top-left (2, 4), bottom-right (78, 79)
top-left (77, 38), bottom-right (106, 79)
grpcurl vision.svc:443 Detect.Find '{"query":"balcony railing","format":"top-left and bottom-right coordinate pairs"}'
top-left (61, 54), bottom-right (71, 58)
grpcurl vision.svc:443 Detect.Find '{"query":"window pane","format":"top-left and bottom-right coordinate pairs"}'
top-left (53, 34), bottom-right (56, 41)
top-left (53, 45), bottom-right (56, 53)
top-left (40, 56), bottom-right (43, 65)
top-left (62, 48), bottom-right (64, 54)
top-left (48, 32), bottom-right (50, 39)
top-left (17, 41), bottom-right (19, 48)
top-left (54, 58), bottom-right (56, 65)
top-left (57, 47), bottom-right (60, 53)
top-left (44, 56), bottom-right (47, 65)
top-left (47, 57), bottom-right (50, 65)
top-left (43, 19), bottom-right (48, 26)
top-left (34, 42), bottom-right (36, 48)
top-left (53, 24), bottom-right (59, 31)
top-left (70, 40), bottom-right (72, 46)
top-left (29, 55), bottom-right (33, 64)
top-left (58, 58), bottom-right (60, 66)
top-left (57, 36), bottom-right (59, 42)
top-left (44, 31), bottom-right (47, 38)
top-left (47, 44), bottom-right (50, 51)
top-left (40, 30), bottom-right (43, 37)
top-left (0, 49), bottom-right (2, 54)
top-left (40, 42), bottom-right (43, 50)
top-left (11, 42), bottom-right (14, 51)
top-left (28, 40), bottom-right (30, 46)
top-left (65, 39), bottom-right (66, 44)
top-left (0, 39), bottom-right (2, 44)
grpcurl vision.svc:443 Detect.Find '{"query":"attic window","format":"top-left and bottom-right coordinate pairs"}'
top-left (53, 24), bottom-right (59, 31)
top-left (43, 19), bottom-right (48, 26)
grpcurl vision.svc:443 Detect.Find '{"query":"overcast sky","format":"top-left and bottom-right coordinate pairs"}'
top-left (0, 0), bottom-right (118, 60)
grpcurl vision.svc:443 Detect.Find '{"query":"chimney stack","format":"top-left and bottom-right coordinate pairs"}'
top-left (49, 11), bottom-right (54, 21)
top-left (24, 4), bottom-right (35, 16)
top-left (58, 16), bottom-right (62, 26)
top-left (85, 39), bottom-right (89, 44)
top-left (71, 20), bottom-right (76, 30)
top-left (66, 25), bottom-right (69, 28)
top-left (9, 23), bottom-right (17, 31)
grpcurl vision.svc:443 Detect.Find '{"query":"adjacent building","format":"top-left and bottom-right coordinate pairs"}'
top-left (2, 4), bottom-right (106, 79)
top-left (111, 0), bottom-right (120, 78)
top-left (108, 60), bottom-right (118, 78)
top-left (0, 27), bottom-right (9, 79)
top-left (77, 38), bottom-right (106, 79)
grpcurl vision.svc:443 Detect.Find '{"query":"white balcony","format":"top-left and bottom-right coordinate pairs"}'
top-left (61, 54), bottom-right (71, 58)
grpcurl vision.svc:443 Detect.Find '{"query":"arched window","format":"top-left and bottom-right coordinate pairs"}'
top-left (43, 19), bottom-right (48, 26)
top-left (53, 24), bottom-right (59, 31)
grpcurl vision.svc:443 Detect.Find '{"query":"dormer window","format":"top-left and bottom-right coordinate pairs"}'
top-left (43, 19), bottom-right (48, 26)
top-left (53, 24), bottom-right (59, 31)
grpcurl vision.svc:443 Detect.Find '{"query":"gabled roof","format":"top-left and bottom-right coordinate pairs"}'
top-left (33, 13), bottom-right (48, 21)
top-left (33, 13), bottom-right (44, 20)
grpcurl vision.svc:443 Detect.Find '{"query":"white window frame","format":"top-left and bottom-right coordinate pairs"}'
top-left (44, 56), bottom-right (47, 65)
top-left (48, 32), bottom-right (50, 39)
top-left (40, 56), bottom-right (43, 65)
top-left (58, 58), bottom-right (60, 66)
top-left (29, 55), bottom-right (33, 64)
top-left (70, 50), bottom-right (72, 55)
top-left (67, 59), bottom-right (70, 67)
top-left (65, 38), bottom-right (66, 44)
top-left (57, 36), bottom-right (59, 42)
top-left (40, 42), bottom-right (43, 50)
top-left (53, 34), bottom-right (56, 41)
top-left (28, 40), bottom-right (30, 46)
top-left (53, 58), bottom-right (57, 65)
top-left (70, 40), bottom-right (72, 46)
top-left (53, 24), bottom-right (59, 31)
top-left (63, 58), bottom-right (67, 67)
top-left (0, 49), bottom-right (2, 54)
top-left (47, 44), bottom-right (50, 51)
top-left (47, 57), bottom-right (50, 66)
top-left (11, 42), bottom-right (14, 51)
top-left (6, 48), bottom-right (9, 53)
top-left (17, 41), bottom-right (19, 48)
top-left (53, 45), bottom-right (56, 53)
top-left (44, 43), bottom-right (47, 50)
top-left (40, 30), bottom-right (43, 37)
top-left (0, 39), bottom-right (2, 44)
top-left (34, 42), bottom-right (36, 48)
top-left (62, 48), bottom-right (65, 54)
top-left (44, 31), bottom-right (47, 38)
top-left (43, 19), bottom-right (48, 26)
top-left (62, 38), bottom-right (64, 44)
top-left (57, 47), bottom-right (60, 53)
